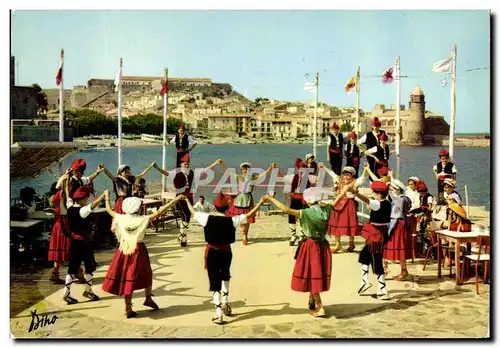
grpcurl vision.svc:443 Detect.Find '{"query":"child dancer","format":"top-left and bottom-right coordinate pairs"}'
top-left (263, 185), bottom-right (352, 317)
top-left (62, 186), bottom-right (106, 304)
top-left (288, 158), bottom-right (310, 246)
top-left (224, 161), bottom-right (276, 245)
top-left (102, 191), bottom-right (185, 318)
top-left (348, 181), bottom-right (392, 300)
top-left (183, 193), bottom-right (265, 324)
top-left (383, 180), bottom-right (412, 280)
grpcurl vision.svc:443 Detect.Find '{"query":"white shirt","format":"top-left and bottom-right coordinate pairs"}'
top-left (193, 212), bottom-right (247, 228)
top-left (405, 188), bottom-right (421, 211)
top-left (369, 199), bottom-right (381, 211)
top-left (72, 203), bottom-right (93, 219)
top-left (193, 201), bottom-right (215, 213)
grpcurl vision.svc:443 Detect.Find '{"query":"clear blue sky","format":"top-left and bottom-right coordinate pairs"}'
top-left (11, 10), bottom-right (490, 133)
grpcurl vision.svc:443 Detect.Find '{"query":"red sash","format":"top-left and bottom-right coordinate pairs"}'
top-left (204, 243), bottom-right (231, 269)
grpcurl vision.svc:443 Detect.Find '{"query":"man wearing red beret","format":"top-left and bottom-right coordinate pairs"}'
top-left (288, 158), bottom-right (311, 246)
top-left (432, 149), bottom-right (457, 203)
top-left (173, 125), bottom-right (197, 168)
top-left (327, 122), bottom-right (344, 176)
top-left (348, 181), bottom-right (392, 300)
top-left (62, 186), bottom-right (107, 305)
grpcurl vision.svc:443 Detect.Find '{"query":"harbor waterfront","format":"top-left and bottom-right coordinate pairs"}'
top-left (11, 143), bottom-right (491, 210)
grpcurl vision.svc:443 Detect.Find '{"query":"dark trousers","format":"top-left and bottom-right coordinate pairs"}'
top-left (207, 248), bottom-right (232, 291)
top-left (329, 153), bottom-right (342, 176)
top-left (67, 239), bottom-right (96, 275)
top-left (289, 198), bottom-right (305, 224)
top-left (176, 194), bottom-right (193, 223)
top-left (358, 244), bottom-right (384, 275)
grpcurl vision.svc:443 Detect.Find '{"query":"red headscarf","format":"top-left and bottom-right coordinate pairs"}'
top-left (416, 181), bottom-right (428, 193)
top-left (295, 158), bottom-right (303, 169)
top-left (330, 122), bottom-right (339, 130)
top-left (379, 133), bottom-right (388, 141)
top-left (348, 131), bottom-right (357, 140)
top-left (180, 153), bottom-right (190, 163)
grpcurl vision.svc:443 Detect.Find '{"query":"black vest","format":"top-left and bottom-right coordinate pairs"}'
top-left (67, 206), bottom-right (92, 240)
top-left (175, 134), bottom-right (189, 150)
top-left (328, 133), bottom-right (344, 152)
top-left (420, 193), bottom-right (433, 210)
top-left (174, 170), bottom-right (195, 194)
top-left (345, 143), bottom-right (360, 158)
top-left (375, 144), bottom-right (390, 161)
top-left (69, 177), bottom-right (84, 199)
top-left (370, 199), bottom-right (391, 224)
top-left (204, 215), bottom-right (236, 245)
top-left (365, 130), bottom-right (387, 149)
top-left (436, 162), bottom-right (455, 175)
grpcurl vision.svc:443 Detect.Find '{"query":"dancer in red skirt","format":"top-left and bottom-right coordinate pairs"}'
top-left (102, 162), bottom-right (157, 213)
top-left (47, 189), bottom-right (71, 284)
top-left (318, 163), bottom-right (368, 253)
top-left (102, 191), bottom-right (186, 318)
top-left (223, 161), bottom-right (276, 245)
top-left (183, 192), bottom-right (265, 324)
top-left (262, 185), bottom-right (352, 317)
top-left (348, 181), bottom-right (392, 300)
top-left (383, 179), bottom-right (412, 280)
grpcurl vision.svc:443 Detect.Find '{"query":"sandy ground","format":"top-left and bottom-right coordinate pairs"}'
top-left (10, 212), bottom-right (490, 339)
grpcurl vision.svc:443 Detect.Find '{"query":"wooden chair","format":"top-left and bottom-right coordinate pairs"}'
top-left (422, 229), bottom-right (451, 273)
top-left (257, 191), bottom-right (275, 217)
top-left (462, 235), bottom-right (490, 294)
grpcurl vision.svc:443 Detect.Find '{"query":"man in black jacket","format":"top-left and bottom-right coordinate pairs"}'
top-left (327, 122), bottom-right (344, 175)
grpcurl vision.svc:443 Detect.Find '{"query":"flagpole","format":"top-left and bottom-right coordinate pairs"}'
top-left (449, 45), bottom-right (457, 161)
top-left (356, 66), bottom-right (360, 133)
top-left (162, 68), bottom-right (169, 193)
top-left (59, 49), bottom-right (64, 143)
top-left (313, 72), bottom-right (319, 158)
top-left (117, 58), bottom-right (123, 167)
top-left (395, 56), bottom-right (401, 179)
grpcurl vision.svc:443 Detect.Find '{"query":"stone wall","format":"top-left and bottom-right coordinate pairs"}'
top-left (12, 125), bottom-right (73, 143)
top-left (11, 86), bottom-right (37, 119)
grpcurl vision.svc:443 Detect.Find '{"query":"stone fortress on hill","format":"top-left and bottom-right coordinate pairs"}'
top-left (18, 66), bottom-right (451, 146)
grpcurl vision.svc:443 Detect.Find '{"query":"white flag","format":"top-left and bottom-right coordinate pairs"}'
top-left (304, 82), bottom-right (315, 92)
top-left (432, 56), bottom-right (453, 73)
top-left (114, 59), bottom-right (122, 92)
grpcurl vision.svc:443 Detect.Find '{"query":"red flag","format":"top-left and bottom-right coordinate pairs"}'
top-left (382, 65), bottom-right (394, 84)
top-left (56, 49), bottom-right (64, 86)
top-left (160, 81), bottom-right (168, 96)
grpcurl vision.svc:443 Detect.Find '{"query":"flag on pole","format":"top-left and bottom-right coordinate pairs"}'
top-left (304, 82), bottom-right (315, 92)
top-left (55, 49), bottom-right (64, 85)
top-left (382, 65), bottom-right (395, 83)
top-left (432, 56), bottom-right (453, 73)
top-left (160, 80), bottom-right (168, 96)
top-left (114, 58), bottom-right (122, 92)
top-left (344, 73), bottom-right (357, 94)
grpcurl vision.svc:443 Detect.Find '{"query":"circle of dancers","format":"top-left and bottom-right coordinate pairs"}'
top-left (45, 122), bottom-right (469, 323)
